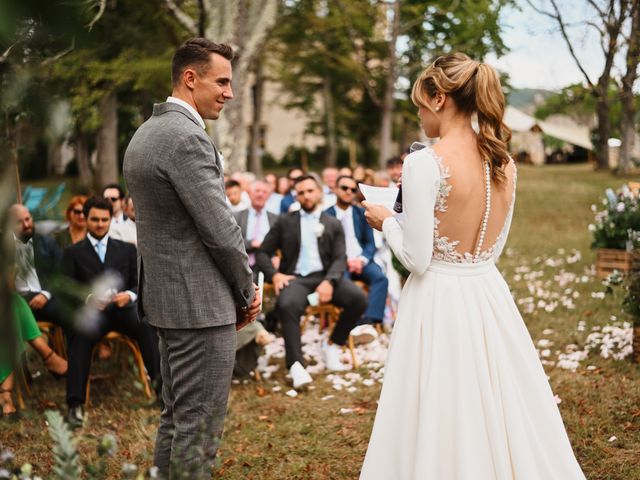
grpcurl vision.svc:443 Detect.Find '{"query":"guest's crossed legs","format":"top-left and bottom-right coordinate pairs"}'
top-left (276, 272), bottom-right (367, 368)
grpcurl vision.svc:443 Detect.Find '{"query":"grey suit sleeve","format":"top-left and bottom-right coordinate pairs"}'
top-left (169, 133), bottom-right (254, 308)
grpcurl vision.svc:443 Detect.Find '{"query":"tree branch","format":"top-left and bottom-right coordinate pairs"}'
top-left (40, 38), bottom-right (75, 67)
top-left (87, 0), bottom-right (107, 31)
top-left (164, 0), bottom-right (198, 36)
top-left (0, 41), bottom-right (19, 63)
top-left (585, 0), bottom-right (607, 19)
top-left (548, 0), bottom-right (596, 89)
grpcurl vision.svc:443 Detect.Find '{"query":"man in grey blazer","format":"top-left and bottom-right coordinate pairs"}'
top-left (233, 179), bottom-right (279, 280)
top-left (123, 38), bottom-right (260, 479)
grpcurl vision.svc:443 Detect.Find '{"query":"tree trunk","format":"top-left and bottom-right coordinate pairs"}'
top-left (619, 3), bottom-right (640, 175)
top-left (248, 58), bottom-right (264, 176)
top-left (323, 77), bottom-right (337, 167)
top-left (75, 135), bottom-right (93, 190)
top-left (595, 88), bottom-right (610, 170)
top-left (378, 0), bottom-right (400, 169)
top-left (95, 91), bottom-right (119, 187)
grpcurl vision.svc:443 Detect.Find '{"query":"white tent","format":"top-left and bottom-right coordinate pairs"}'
top-left (504, 106), bottom-right (593, 150)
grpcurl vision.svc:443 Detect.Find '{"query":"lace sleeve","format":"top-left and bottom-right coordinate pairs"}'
top-left (382, 150), bottom-right (440, 275)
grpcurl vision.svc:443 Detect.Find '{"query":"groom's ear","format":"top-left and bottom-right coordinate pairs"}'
top-left (182, 67), bottom-right (197, 90)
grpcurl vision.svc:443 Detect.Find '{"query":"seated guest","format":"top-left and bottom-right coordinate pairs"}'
top-left (55, 195), bottom-right (88, 249)
top-left (325, 176), bottom-right (389, 344)
top-left (264, 173), bottom-right (283, 216)
top-left (233, 180), bottom-right (279, 279)
top-left (62, 197), bottom-right (160, 428)
top-left (321, 167), bottom-right (338, 209)
top-left (234, 321), bottom-right (272, 379)
top-left (280, 167), bottom-right (304, 214)
top-left (225, 179), bottom-right (249, 212)
top-left (123, 196), bottom-right (136, 222)
top-left (1, 292), bottom-right (69, 419)
top-left (9, 204), bottom-right (67, 330)
top-left (103, 184), bottom-right (137, 245)
top-left (385, 156), bottom-right (403, 186)
top-left (256, 175), bottom-right (367, 389)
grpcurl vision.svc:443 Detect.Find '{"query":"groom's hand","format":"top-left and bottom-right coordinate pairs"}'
top-left (237, 285), bottom-right (261, 331)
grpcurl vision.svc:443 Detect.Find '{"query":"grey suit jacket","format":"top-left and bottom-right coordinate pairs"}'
top-left (232, 209), bottom-right (278, 255)
top-left (123, 102), bottom-right (254, 329)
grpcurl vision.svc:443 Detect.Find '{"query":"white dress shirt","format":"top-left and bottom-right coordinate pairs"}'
top-left (265, 193), bottom-right (283, 216)
top-left (246, 207), bottom-right (271, 244)
top-left (295, 210), bottom-right (324, 276)
top-left (87, 233), bottom-right (137, 303)
top-left (334, 206), bottom-right (366, 263)
top-left (166, 96), bottom-right (206, 130)
top-left (109, 212), bottom-right (137, 245)
top-left (13, 235), bottom-right (50, 299)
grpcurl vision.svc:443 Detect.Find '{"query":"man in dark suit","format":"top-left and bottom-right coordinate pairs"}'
top-left (233, 179), bottom-right (279, 280)
top-left (325, 175), bottom-right (389, 343)
top-left (256, 175), bottom-right (367, 389)
top-left (9, 204), bottom-right (67, 328)
top-left (62, 197), bottom-right (160, 428)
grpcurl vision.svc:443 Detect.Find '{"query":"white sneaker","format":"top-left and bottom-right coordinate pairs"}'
top-left (322, 339), bottom-right (347, 371)
top-left (350, 324), bottom-right (378, 345)
top-left (289, 361), bottom-right (313, 390)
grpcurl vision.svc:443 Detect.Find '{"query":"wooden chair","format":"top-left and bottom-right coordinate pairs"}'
top-left (37, 321), bottom-right (67, 359)
top-left (304, 304), bottom-right (359, 368)
top-left (264, 283), bottom-right (359, 368)
top-left (85, 331), bottom-right (152, 406)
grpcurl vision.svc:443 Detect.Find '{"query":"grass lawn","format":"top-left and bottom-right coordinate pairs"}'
top-left (2, 163), bottom-right (640, 479)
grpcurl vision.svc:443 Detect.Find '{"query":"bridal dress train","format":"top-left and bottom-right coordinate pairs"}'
top-left (360, 146), bottom-right (585, 480)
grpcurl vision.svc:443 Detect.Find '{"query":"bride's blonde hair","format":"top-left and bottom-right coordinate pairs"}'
top-left (411, 53), bottom-right (511, 185)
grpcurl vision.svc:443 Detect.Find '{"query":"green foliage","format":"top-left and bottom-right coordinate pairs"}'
top-left (589, 185), bottom-right (640, 250)
top-left (622, 271), bottom-right (640, 327)
top-left (271, 0), bottom-right (512, 165)
top-left (45, 410), bottom-right (82, 480)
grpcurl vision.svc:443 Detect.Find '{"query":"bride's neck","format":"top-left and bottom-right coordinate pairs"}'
top-left (438, 114), bottom-right (475, 141)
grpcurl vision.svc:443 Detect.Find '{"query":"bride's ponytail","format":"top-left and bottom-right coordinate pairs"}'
top-left (475, 63), bottom-right (511, 185)
top-left (411, 53), bottom-right (511, 186)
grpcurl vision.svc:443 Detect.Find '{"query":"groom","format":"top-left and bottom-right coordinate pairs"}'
top-left (124, 38), bottom-right (260, 479)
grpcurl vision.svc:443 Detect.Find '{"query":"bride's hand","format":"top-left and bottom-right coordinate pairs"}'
top-left (362, 201), bottom-right (393, 231)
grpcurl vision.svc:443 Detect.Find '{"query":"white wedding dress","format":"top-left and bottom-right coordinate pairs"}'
top-left (360, 146), bottom-right (585, 480)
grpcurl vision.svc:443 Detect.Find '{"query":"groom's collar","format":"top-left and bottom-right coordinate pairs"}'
top-left (165, 96), bottom-right (206, 130)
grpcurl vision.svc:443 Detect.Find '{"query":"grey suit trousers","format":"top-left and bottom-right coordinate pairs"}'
top-left (154, 325), bottom-right (236, 479)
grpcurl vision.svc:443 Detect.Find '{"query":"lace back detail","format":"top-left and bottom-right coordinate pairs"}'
top-left (432, 153), bottom-right (516, 264)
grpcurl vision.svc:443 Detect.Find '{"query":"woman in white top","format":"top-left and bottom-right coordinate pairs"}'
top-left (360, 53), bottom-right (585, 480)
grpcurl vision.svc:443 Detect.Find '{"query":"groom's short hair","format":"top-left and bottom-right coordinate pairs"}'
top-left (172, 38), bottom-right (234, 85)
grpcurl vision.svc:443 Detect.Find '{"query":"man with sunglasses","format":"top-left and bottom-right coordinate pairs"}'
top-left (103, 184), bottom-right (137, 245)
top-left (325, 176), bottom-right (389, 344)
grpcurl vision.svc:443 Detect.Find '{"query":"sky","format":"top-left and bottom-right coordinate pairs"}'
top-left (485, 1), bottom-right (615, 92)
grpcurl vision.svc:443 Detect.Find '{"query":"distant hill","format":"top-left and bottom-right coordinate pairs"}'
top-left (508, 88), bottom-right (555, 113)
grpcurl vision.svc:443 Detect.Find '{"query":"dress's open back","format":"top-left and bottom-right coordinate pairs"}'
top-left (360, 145), bottom-right (585, 480)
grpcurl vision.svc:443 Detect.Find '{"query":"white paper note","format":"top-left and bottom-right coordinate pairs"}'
top-left (358, 183), bottom-right (399, 211)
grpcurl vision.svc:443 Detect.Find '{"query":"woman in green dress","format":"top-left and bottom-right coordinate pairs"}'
top-left (0, 293), bottom-right (68, 419)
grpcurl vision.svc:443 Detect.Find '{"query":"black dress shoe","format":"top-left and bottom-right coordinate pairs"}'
top-left (65, 405), bottom-right (85, 430)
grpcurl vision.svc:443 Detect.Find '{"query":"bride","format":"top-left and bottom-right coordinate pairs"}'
top-left (360, 53), bottom-right (585, 479)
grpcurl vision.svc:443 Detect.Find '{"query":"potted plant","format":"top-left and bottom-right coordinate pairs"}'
top-left (622, 271), bottom-right (640, 363)
top-left (589, 185), bottom-right (640, 278)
